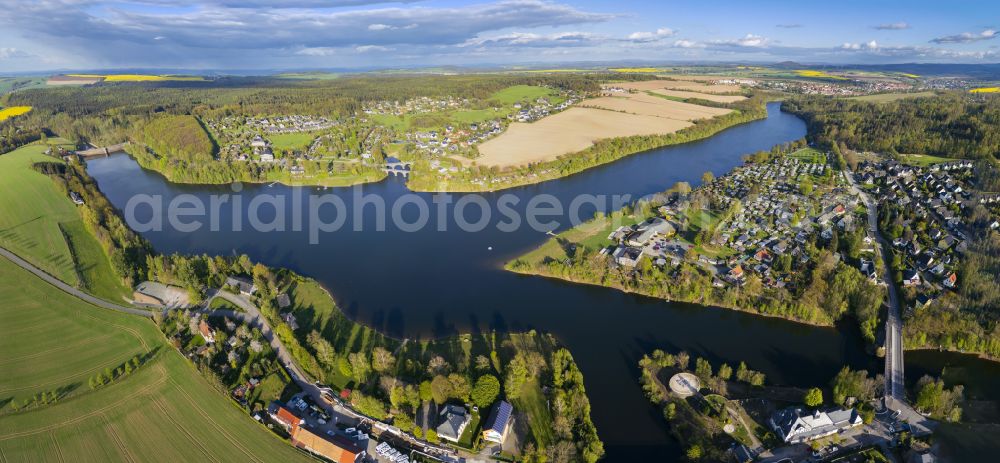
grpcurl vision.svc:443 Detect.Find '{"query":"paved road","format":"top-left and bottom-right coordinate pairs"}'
top-left (843, 171), bottom-right (905, 401)
top-left (0, 246), bottom-right (153, 317)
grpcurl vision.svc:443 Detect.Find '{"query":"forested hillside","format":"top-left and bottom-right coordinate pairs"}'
top-left (139, 115), bottom-right (215, 163)
top-left (784, 95), bottom-right (1000, 160)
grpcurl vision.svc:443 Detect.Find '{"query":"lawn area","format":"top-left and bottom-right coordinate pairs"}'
top-left (60, 220), bottom-right (130, 303)
top-left (0, 143), bottom-right (83, 285)
top-left (0, 258), bottom-right (312, 462)
top-left (788, 147), bottom-right (826, 164)
top-left (286, 278), bottom-right (395, 357)
top-left (456, 408), bottom-right (482, 448)
top-left (848, 91), bottom-right (937, 103)
top-left (900, 153), bottom-right (954, 167)
top-left (489, 85), bottom-right (560, 105)
top-left (509, 211), bottom-right (638, 268)
top-left (451, 108), bottom-right (504, 124)
top-left (510, 379), bottom-right (554, 447)
top-left (209, 296), bottom-right (241, 311)
top-left (269, 132), bottom-right (317, 152)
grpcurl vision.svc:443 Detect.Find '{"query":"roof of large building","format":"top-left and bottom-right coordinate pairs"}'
top-left (482, 400), bottom-right (513, 435)
top-left (292, 427), bottom-right (363, 463)
top-left (771, 407), bottom-right (861, 443)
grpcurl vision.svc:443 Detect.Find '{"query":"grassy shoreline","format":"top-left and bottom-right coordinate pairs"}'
top-left (505, 258), bottom-right (835, 328)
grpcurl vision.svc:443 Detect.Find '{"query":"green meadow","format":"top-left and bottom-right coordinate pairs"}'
top-left (489, 85), bottom-right (561, 105)
top-left (0, 142), bottom-right (129, 302)
top-left (0, 258), bottom-right (312, 462)
top-left (268, 132), bottom-right (317, 151)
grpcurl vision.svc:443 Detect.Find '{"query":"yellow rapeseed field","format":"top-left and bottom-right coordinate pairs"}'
top-left (794, 69), bottom-right (848, 80)
top-left (969, 87), bottom-right (1000, 94)
top-left (66, 74), bottom-right (205, 82)
top-left (0, 106), bottom-right (32, 122)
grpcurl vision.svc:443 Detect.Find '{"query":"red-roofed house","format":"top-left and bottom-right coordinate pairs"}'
top-left (198, 320), bottom-right (215, 343)
top-left (291, 426), bottom-right (365, 463)
top-left (270, 406), bottom-right (302, 433)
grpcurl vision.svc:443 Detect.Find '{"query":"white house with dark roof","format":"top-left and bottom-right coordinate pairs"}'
top-left (481, 400), bottom-right (513, 444)
top-left (436, 404), bottom-right (470, 443)
top-left (769, 407), bottom-right (862, 443)
top-left (225, 275), bottom-right (257, 296)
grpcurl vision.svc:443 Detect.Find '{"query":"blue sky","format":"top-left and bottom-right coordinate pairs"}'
top-left (0, 0), bottom-right (997, 72)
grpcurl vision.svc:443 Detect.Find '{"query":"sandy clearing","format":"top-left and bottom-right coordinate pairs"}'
top-left (650, 88), bottom-right (747, 103)
top-left (476, 107), bottom-right (691, 168)
top-left (584, 94), bottom-right (731, 120)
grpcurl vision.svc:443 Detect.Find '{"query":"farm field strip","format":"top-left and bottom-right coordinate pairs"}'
top-left (583, 93), bottom-right (730, 120)
top-left (649, 88), bottom-right (747, 103)
top-left (476, 107), bottom-right (691, 167)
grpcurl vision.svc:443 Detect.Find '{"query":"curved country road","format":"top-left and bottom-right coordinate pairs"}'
top-left (0, 246), bottom-right (153, 317)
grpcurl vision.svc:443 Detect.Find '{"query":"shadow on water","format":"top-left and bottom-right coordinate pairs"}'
top-left (84, 103), bottom-right (1000, 461)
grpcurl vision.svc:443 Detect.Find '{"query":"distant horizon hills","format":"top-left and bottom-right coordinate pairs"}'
top-left (5, 61), bottom-right (1000, 80)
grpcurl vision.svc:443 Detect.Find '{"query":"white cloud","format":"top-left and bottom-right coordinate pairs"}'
top-left (671, 39), bottom-right (703, 49)
top-left (714, 34), bottom-right (771, 48)
top-left (874, 22), bottom-right (909, 30)
top-left (295, 47), bottom-right (338, 56)
top-left (841, 40), bottom-right (878, 50)
top-left (931, 29), bottom-right (997, 44)
top-left (462, 31), bottom-right (600, 48)
top-left (0, 47), bottom-right (31, 59)
top-left (368, 23), bottom-right (417, 31)
top-left (355, 45), bottom-right (393, 53)
top-left (626, 27), bottom-right (675, 43)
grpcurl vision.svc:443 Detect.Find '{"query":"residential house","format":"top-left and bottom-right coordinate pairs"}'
top-left (481, 401), bottom-right (514, 444)
top-left (69, 191), bottom-right (85, 205)
top-left (902, 269), bottom-right (921, 287)
top-left (769, 407), bottom-right (862, 444)
top-left (226, 276), bottom-right (257, 296)
top-left (198, 320), bottom-right (216, 343)
top-left (281, 312), bottom-right (300, 330)
top-left (436, 404), bottom-right (471, 443)
top-left (276, 293), bottom-right (292, 309)
top-left (270, 405), bottom-right (303, 432)
top-left (942, 272), bottom-right (957, 289)
top-left (612, 246), bottom-right (644, 268)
